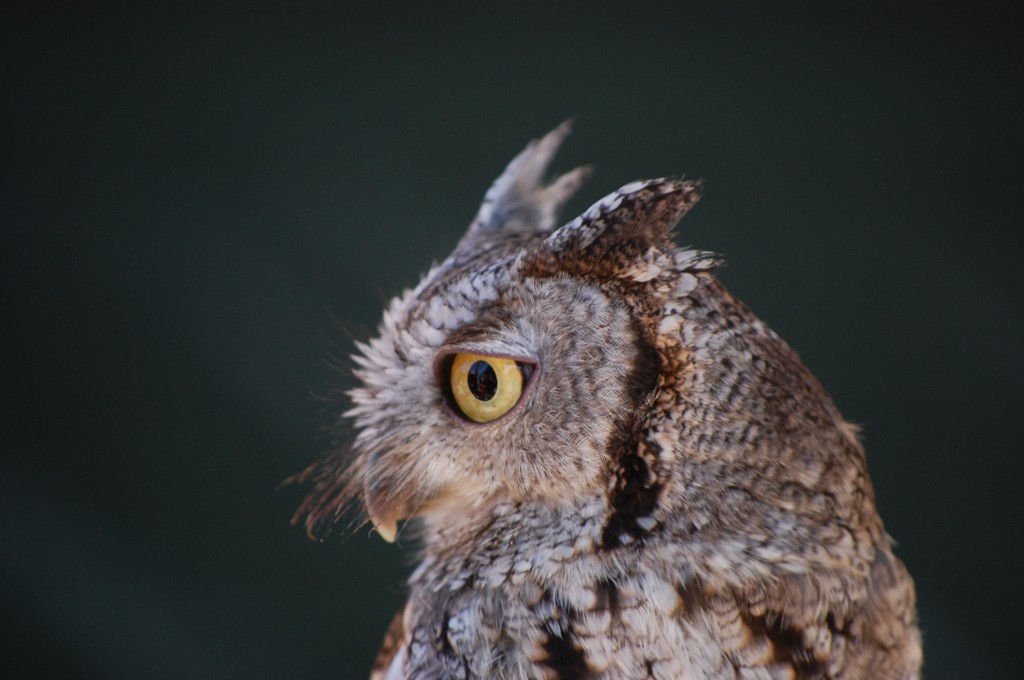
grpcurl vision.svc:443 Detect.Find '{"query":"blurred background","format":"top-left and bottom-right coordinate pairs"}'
top-left (4, 2), bottom-right (1020, 678)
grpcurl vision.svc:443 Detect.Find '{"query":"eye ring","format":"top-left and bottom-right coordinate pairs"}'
top-left (437, 352), bottom-right (536, 424)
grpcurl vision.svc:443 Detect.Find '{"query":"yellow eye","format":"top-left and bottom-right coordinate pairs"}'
top-left (449, 353), bottom-right (526, 423)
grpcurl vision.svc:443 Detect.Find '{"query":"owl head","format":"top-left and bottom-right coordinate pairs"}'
top-left (295, 122), bottom-right (867, 551)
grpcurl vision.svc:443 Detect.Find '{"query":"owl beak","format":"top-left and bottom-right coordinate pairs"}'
top-left (365, 478), bottom-right (405, 544)
top-left (364, 457), bottom-right (447, 543)
top-left (370, 513), bottom-right (398, 543)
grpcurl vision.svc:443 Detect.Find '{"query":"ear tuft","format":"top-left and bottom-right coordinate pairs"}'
top-left (522, 178), bottom-right (704, 282)
top-left (462, 120), bottom-right (592, 242)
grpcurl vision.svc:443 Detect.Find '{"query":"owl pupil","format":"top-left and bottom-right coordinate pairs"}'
top-left (467, 361), bottom-right (498, 401)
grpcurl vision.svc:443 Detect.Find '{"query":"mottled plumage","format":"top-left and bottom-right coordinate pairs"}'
top-left (294, 122), bottom-right (921, 679)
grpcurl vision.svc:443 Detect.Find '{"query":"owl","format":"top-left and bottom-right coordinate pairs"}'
top-left (293, 122), bottom-right (922, 679)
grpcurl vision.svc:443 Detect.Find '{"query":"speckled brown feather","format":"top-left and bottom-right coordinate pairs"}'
top-left (370, 609), bottom-right (406, 680)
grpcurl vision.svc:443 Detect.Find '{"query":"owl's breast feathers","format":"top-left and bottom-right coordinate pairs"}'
top-left (371, 497), bottom-right (919, 679)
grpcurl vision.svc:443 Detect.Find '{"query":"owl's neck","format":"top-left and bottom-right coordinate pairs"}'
top-left (414, 493), bottom-right (611, 580)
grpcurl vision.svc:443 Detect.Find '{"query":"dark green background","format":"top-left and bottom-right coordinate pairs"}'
top-left (5, 3), bottom-right (1021, 678)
